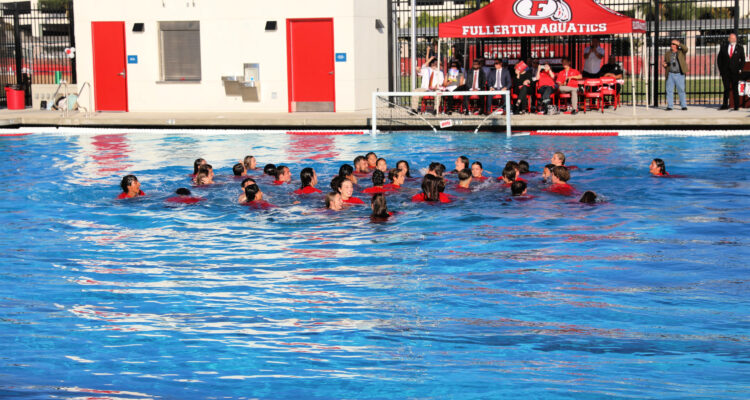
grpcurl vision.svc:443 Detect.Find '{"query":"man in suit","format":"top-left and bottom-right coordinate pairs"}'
top-left (717, 33), bottom-right (746, 110)
top-left (462, 59), bottom-right (487, 115)
top-left (486, 59), bottom-right (512, 114)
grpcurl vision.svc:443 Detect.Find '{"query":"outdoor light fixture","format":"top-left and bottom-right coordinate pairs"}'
top-left (375, 19), bottom-right (384, 31)
top-left (133, 23), bottom-right (145, 32)
top-left (265, 21), bottom-right (277, 31)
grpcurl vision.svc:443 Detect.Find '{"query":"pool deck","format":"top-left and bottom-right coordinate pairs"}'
top-left (0, 104), bottom-right (748, 131)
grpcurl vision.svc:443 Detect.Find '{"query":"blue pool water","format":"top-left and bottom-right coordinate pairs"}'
top-left (1, 131), bottom-right (749, 399)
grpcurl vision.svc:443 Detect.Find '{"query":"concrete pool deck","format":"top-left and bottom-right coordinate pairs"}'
top-left (0, 104), bottom-right (748, 131)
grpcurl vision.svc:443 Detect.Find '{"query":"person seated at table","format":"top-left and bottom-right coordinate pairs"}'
top-left (649, 158), bottom-right (669, 176)
top-left (273, 165), bottom-right (291, 185)
top-left (410, 56), bottom-right (444, 115)
top-left (556, 59), bottom-right (582, 114)
top-left (471, 161), bottom-right (489, 181)
top-left (536, 63), bottom-right (558, 114)
top-left (412, 174), bottom-right (451, 203)
top-left (452, 155), bottom-right (470, 174)
top-left (462, 59), bottom-right (487, 115)
top-left (118, 174), bottom-right (145, 199)
top-left (599, 55), bottom-right (624, 93)
top-left (325, 191), bottom-right (344, 211)
top-left (237, 177), bottom-right (256, 203)
top-left (376, 158), bottom-right (388, 173)
top-left (370, 193), bottom-right (393, 221)
top-left (455, 168), bottom-right (472, 192)
top-left (294, 167), bottom-right (322, 195)
top-left (363, 170), bottom-right (387, 194)
top-left (487, 59), bottom-right (512, 113)
top-left (353, 156), bottom-right (370, 175)
top-left (544, 166), bottom-right (575, 196)
top-left (167, 188), bottom-right (204, 204)
top-left (232, 162), bottom-right (247, 177)
top-left (243, 155), bottom-right (257, 171)
top-left (513, 60), bottom-right (533, 114)
top-left (338, 164), bottom-right (358, 184)
top-left (383, 167), bottom-right (405, 191)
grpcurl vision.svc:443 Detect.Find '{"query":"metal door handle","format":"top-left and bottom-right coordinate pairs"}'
top-left (328, 71), bottom-right (334, 75)
top-left (118, 70), bottom-right (126, 77)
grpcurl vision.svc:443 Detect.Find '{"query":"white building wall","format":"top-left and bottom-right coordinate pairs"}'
top-left (72, 0), bottom-right (387, 113)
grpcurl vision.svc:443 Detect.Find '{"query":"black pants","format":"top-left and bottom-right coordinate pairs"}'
top-left (515, 85), bottom-right (530, 111)
top-left (721, 73), bottom-right (740, 109)
top-left (582, 71), bottom-right (599, 79)
top-left (538, 85), bottom-right (555, 106)
top-left (462, 87), bottom-right (486, 113)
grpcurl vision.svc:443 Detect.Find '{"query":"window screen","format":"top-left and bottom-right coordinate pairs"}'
top-left (159, 21), bottom-right (201, 81)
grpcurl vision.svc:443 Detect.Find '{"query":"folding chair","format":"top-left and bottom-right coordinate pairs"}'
top-left (582, 79), bottom-right (603, 113)
top-left (600, 77), bottom-right (619, 110)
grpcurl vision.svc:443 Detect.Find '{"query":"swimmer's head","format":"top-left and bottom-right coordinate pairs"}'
top-left (340, 179), bottom-right (354, 200)
top-left (193, 158), bottom-right (206, 175)
top-left (275, 165), bottom-right (291, 182)
top-left (365, 152), bottom-right (377, 166)
top-left (511, 180), bottom-right (527, 196)
top-left (371, 193), bottom-right (389, 219)
top-left (502, 166), bottom-right (516, 183)
top-left (176, 187), bottom-right (191, 196)
top-left (551, 151), bottom-right (566, 166)
top-left (376, 158), bottom-right (388, 173)
top-left (330, 175), bottom-right (344, 193)
top-left (263, 163), bottom-right (277, 176)
top-left (518, 160), bottom-right (530, 173)
top-left (458, 168), bottom-right (472, 184)
top-left (428, 162), bottom-right (446, 177)
top-left (300, 167), bottom-right (317, 188)
top-left (338, 164), bottom-right (354, 178)
top-left (579, 191), bottom-right (597, 204)
top-left (232, 163), bottom-right (246, 177)
top-left (396, 160), bottom-right (411, 177)
top-left (353, 156), bottom-right (368, 173)
top-left (196, 171), bottom-right (211, 185)
top-left (241, 177), bottom-right (256, 188)
top-left (244, 183), bottom-right (262, 202)
top-left (372, 169), bottom-right (385, 187)
top-left (120, 175), bottom-right (139, 193)
top-left (243, 155), bottom-right (256, 171)
top-left (471, 161), bottom-right (483, 178)
top-left (325, 192), bottom-right (343, 211)
top-left (421, 174), bottom-right (442, 202)
top-left (388, 168), bottom-right (405, 186)
top-left (455, 155), bottom-right (470, 171)
top-left (551, 166), bottom-right (570, 183)
top-left (650, 158), bottom-right (666, 175)
top-left (542, 163), bottom-right (556, 181)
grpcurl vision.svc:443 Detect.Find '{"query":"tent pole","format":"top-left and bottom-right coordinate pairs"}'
top-left (630, 33), bottom-right (636, 115)
top-left (410, 0), bottom-right (417, 91)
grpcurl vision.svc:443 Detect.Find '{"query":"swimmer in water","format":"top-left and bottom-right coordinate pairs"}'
top-left (338, 164), bottom-right (358, 184)
top-left (511, 180), bottom-right (527, 196)
top-left (273, 165), bottom-right (291, 185)
top-left (192, 158), bottom-right (206, 177)
top-left (294, 167), bottom-right (322, 194)
top-left (232, 162), bottom-right (247, 177)
top-left (427, 162), bottom-right (446, 177)
top-left (118, 174), bottom-right (145, 199)
top-left (453, 155), bottom-right (470, 174)
top-left (650, 158), bottom-right (669, 176)
top-left (551, 151), bottom-right (578, 170)
top-left (518, 160), bottom-right (530, 174)
top-left (412, 174), bottom-right (451, 203)
top-left (542, 163), bottom-right (556, 183)
top-left (504, 161), bottom-right (526, 182)
top-left (544, 166), bottom-right (575, 196)
top-left (325, 191), bottom-right (344, 211)
top-left (471, 161), bottom-right (488, 181)
top-left (195, 164), bottom-right (214, 185)
top-left (499, 166), bottom-right (517, 187)
top-left (263, 163), bottom-right (277, 177)
top-left (339, 178), bottom-right (364, 204)
top-left (353, 155), bottom-right (370, 175)
top-left (383, 167), bottom-right (405, 191)
top-left (365, 152), bottom-right (378, 170)
top-left (167, 188), bottom-right (203, 204)
top-left (376, 157), bottom-right (388, 173)
top-left (370, 193), bottom-right (392, 221)
top-left (243, 155), bottom-right (257, 171)
top-left (362, 169), bottom-right (387, 194)
top-left (456, 168), bottom-right (472, 191)
top-left (396, 160), bottom-right (412, 178)
top-left (244, 183), bottom-right (273, 209)
top-left (237, 177), bottom-right (256, 203)
top-left (579, 190), bottom-right (598, 204)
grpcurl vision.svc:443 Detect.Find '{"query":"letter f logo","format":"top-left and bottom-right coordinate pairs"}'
top-left (529, 0), bottom-right (548, 16)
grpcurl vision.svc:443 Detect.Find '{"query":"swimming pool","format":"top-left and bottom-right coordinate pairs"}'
top-left (1, 131), bottom-right (748, 399)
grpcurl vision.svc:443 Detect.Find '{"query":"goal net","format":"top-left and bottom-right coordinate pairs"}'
top-left (371, 90), bottom-right (512, 136)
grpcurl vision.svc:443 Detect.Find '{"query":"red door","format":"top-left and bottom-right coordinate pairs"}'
top-left (92, 22), bottom-right (128, 111)
top-left (286, 19), bottom-right (335, 112)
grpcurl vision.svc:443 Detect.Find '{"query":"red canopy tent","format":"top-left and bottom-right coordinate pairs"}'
top-left (434, 0), bottom-right (647, 112)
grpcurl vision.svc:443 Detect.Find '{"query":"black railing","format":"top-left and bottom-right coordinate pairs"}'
top-left (390, 0), bottom-right (747, 106)
top-left (0, 0), bottom-right (75, 108)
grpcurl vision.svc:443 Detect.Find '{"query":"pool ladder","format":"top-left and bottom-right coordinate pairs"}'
top-left (51, 81), bottom-right (93, 119)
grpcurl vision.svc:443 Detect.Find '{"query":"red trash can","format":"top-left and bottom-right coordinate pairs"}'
top-left (5, 86), bottom-right (25, 110)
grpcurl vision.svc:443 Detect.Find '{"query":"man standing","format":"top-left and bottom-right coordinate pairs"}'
top-left (582, 37), bottom-right (605, 78)
top-left (717, 33), bottom-right (746, 110)
top-left (486, 59), bottom-right (512, 113)
top-left (410, 56), bottom-right (444, 115)
top-left (663, 39), bottom-right (689, 111)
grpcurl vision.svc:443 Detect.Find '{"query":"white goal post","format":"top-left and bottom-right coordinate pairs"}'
top-left (371, 90), bottom-right (512, 137)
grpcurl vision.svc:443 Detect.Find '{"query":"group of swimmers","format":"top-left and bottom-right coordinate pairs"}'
top-left (117, 150), bottom-right (673, 220)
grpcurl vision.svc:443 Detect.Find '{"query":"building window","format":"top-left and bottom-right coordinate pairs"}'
top-left (159, 21), bottom-right (201, 82)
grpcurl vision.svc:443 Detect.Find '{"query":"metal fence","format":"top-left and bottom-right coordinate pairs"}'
top-left (0, 0), bottom-right (76, 108)
top-left (389, 0), bottom-right (749, 106)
